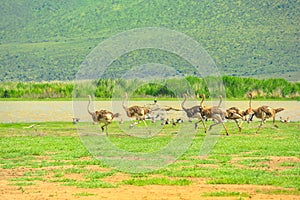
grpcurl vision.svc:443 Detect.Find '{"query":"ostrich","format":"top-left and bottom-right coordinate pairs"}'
top-left (225, 93), bottom-right (253, 133)
top-left (200, 94), bottom-right (229, 136)
top-left (87, 95), bottom-right (120, 136)
top-left (250, 105), bottom-right (284, 134)
top-left (122, 93), bottom-right (150, 128)
top-left (181, 93), bottom-right (205, 121)
top-left (181, 93), bottom-right (206, 131)
top-left (247, 93), bottom-right (285, 133)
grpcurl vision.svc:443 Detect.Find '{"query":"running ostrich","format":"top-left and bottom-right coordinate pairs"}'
top-left (181, 93), bottom-right (206, 131)
top-left (122, 93), bottom-right (150, 128)
top-left (225, 93), bottom-right (253, 133)
top-left (248, 94), bottom-right (284, 133)
top-left (181, 93), bottom-right (205, 121)
top-left (199, 94), bottom-right (230, 136)
top-left (87, 95), bottom-right (120, 136)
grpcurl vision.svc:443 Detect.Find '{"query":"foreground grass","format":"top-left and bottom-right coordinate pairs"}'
top-left (0, 121), bottom-right (299, 194)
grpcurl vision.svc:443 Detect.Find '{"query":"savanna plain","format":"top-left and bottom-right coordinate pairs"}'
top-left (1, 0), bottom-right (299, 199)
top-left (0, 117), bottom-right (299, 200)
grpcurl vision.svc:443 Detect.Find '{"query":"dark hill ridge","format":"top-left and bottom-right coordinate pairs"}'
top-left (0, 0), bottom-right (299, 81)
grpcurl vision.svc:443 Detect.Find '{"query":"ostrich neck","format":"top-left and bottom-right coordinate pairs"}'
top-left (200, 96), bottom-right (204, 107)
top-left (181, 95), bottom-right (188, 111)
top-left (217, 96), bottom-right (222, 107)
top-left (249, 95), bottom-right (253, 109)
top-left (87, 95), bottom-right (94, 115)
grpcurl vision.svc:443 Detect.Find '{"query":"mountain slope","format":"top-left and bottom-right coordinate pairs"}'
top-left (0, 0), bottom-right (299, 81)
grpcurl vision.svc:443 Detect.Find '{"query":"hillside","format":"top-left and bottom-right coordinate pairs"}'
top-left (0, 0), bottom-right (299, 81)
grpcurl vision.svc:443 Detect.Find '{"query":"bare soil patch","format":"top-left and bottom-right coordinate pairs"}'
top-left (1, 166), bottom-right (299, 200)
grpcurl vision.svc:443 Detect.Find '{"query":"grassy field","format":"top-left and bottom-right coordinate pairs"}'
top-left (0, 121), bottom-right (299, 199)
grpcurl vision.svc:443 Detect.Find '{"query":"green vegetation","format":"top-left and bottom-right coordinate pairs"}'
top-left (0, 81), bottom-right (74, 99)
top-left (73, 192), bottom-right (97, 197)
top-left (63, 179), bottom-right (117, 189)
top-left (0, 76), bottom-right (299, 100)
top-left (0, 121), bottom-right (299, 193)
top-left (256, 189), bottom-right (300, 196)
top-left (202, 191), bottom-right (250, 198)
top-left (0, 0), bottom-right (299, 81)
top-left (122, 177), bottom-right (191, 186)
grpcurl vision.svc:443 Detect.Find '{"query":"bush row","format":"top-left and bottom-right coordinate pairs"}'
top-left (0, 76), bottom-right (299, 100)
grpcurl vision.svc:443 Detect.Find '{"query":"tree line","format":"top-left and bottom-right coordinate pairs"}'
top-left (0, 76), bottom-right (299, 100)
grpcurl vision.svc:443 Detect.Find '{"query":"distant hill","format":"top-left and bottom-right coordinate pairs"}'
top-left (0, 0), bottom-right (299, 81)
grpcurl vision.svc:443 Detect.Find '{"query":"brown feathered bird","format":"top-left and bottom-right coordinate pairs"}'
top-left (122, 93), bottom-right (150, 128)
top-left (181, 93), bottom-right (206, 131)
top-left (225, 93), bottom-right (253, 133)
top-left (251, 105), bottom-right (284, 133)
top-left (199, 94), bottom-right (229, 135)
top-left (246, 93), bottom-right (284, 133)
top-left (87, 95), bottom-right (120, 136)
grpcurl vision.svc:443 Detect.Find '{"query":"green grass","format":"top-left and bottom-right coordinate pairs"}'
top-left (73, 192), bottom-right (97, 197)
top-left (279, 162), bottom-right (300, 167)
top-left (256, 189), bottom-right (300, 196)
top-left (63, 180), bottom-right (117, 188)
top-left (123, 177), bottom-right (191, 186)
top-left (10, 182), bottom-right (36, 187)
top-left (202, 191), bottom-right (250, 198)
top-left (84, 171), bottom-right (116, 179)
top-left (0, 121), bottom-right (299, 192)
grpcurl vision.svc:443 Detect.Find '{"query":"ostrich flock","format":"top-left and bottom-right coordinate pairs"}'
top-left (84, 93), bottom-right (285, 136)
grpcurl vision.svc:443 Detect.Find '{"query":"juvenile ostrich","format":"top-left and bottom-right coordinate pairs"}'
top-left (181, 93), bottom-right (206, 131)
top-left (200, 94), bottom-right (229, 136)
top-left (247, 93), bottom-right (285, 133)
top-left (87, 95), bottom-right (120, 136)
top-left (250, 102), bottom-right (284, 133)
top-left (225, 93), bottom-right (253, 133)
top-left (122, 93), bottom-right (150, 128)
